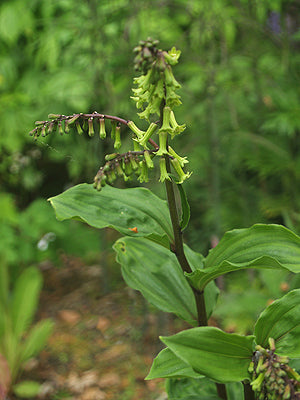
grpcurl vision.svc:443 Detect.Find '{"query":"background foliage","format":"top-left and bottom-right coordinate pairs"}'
top-left (0, 0), bottom-right (299, 331)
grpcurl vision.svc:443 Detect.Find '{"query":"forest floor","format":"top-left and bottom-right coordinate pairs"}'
top-left (19, 255), bottom-right (189, 400)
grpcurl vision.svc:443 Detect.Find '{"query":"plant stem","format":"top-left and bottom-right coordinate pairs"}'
top-left (159, 98), bottom-right (227, 398)
top-left (243, 382), bottom-right (255, 400)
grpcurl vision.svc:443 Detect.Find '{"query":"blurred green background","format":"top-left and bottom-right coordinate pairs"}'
top-left (0, 0), bottom-right (299, 331)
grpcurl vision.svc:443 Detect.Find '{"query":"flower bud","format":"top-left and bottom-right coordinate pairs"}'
top-left (47, 120), bottom-right (57, 135)
top-left (138, 160), bottom-right (149, 183)
top-left (268, 338), bottom-right (276, 352)
top-left (99, 118), bottom-right (106, 139)
top-left (41, 125), bottom-right (47, 137)
top-left (283, 384), bottom-right (291, 399)
top-left (156, 131), bottom-right (169, 156)
top-left (143, 150), bottom-right (154, 169)
top-left (251, 372), bottom-right (265, 391)
top-left (64, 120), bottom-right (70, 134)
top-left (128, 153), bottom-right (139, 170)
top-left (114, 126), bottom-right (122, 149)
top-left (168, 146), bottom-right (188, 167)
top-left (160, 106), bottom-right (172, 133)
top-left (169, 110), bottom-right (186, 137)
top-left (123, 156), bottom-right (133, 176)
top-left (133, 140), bottom-right (141, 151)
top-left (171, 158), bottom-right (192, 184)
top-left (110, 120), bottom-right (117, 140)
top-left (88, 118), bottom-right (94, 137)
top-left (58, 121), bottom-right (64, 135)
top-left (67, 114), bottom-right (80, 125)
top-left (127, 121), bottom-right (145, 139)
top-left (159, 157), bottom-right (170, 182)
top-left (107, 169), bottom-right (116, 184)
top-left (164, 65), bottom-right (181, 89)
top-left (48, 114), bottom-right (61, 119)
top-left (138, 122), bottom-right (158, 148)
top-left (105, 153), bottom-right (118, 161)
top-left (75, 120), bottom-right (83, 135)
top-left (114, 161), bottom-right (124, 177)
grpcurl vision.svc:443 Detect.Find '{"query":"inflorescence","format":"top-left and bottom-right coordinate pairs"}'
top-left (248, 338), bottom-right (300, 399)
top-left (29, 39), bottom-right (192, 189)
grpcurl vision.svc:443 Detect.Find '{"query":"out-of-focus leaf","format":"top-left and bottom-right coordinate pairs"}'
top-left (11, 267), bottom-right (42, 339)
top-left (13, 380), bottom-right (41, 398)
top-left (0, 353), bottom-right (11, 400)
top-left (20, 319), bottom-right (54, 363)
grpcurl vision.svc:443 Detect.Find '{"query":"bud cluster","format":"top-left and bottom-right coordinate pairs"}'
top-left (93, 150), bottom-right (157, 190)
top-left (248, 338), bottom-right (300, 399)
top-left (29, 113), bottom-right (126, 150)
top-left (132, 40), bottom-right (182, 120)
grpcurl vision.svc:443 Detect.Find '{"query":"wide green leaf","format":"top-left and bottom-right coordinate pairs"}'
top-left (186, 224), bottom-right (300, 290)
top-left (165, 377), bottom-right (220, 400)
top-left (254, 289), bottom-right (300, 357)
top-left (20, 319), bottom-right (54, 363)
top-left (113, 237), bottom-right (197, 325)
top-left (165, 377), bottom-right (243, 400)
top-left (49, 183), bottom-right (173, 247)
top-left (11, 267), bottom-right (43, 339)
top-left (146, 348), bottom-right (202, 380)
top-left (161, 327), bottom-right (254, 383)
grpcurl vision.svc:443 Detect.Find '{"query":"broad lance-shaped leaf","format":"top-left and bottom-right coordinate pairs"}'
top-left (186, 224), bottom-right (300, 290)
top-left (146, 348), bottom-right (203, 380)
top-left (165, 378), bottom-right (243, 400)
top-left (20, 319), bottom-right (54, 363)
top-left (114, 237), bottom-right (218, 325)
top-left (49, 183), bottom-right (173, 248)
top-left (254, 289), bottom-right (300, 357)
top-left (161, 327), bottom-right (254, 383)
top-left (11, 267), bottom-right (43, 339)
top-left (114, 237), bottom-right (197, 325)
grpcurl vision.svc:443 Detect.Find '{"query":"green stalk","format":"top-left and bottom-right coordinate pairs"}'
top-left (159, 101), bottom-right (227, 400)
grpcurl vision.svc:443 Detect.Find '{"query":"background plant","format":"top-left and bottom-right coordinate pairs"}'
top-left (0, 264), bottom-right (54, 399)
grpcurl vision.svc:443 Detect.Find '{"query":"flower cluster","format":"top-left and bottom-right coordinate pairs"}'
top-left (29, 41), bottom-right (192, 187)
top-left (248, 338), bottom-right (300, 399)
top-left (132, 40), bottom-right (182, 120)
top-left (93, 150), bottom-right (156, 190)
top-left (29, 113), bottom-right (125, 150)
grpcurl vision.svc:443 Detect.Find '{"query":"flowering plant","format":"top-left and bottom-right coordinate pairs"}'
top-left (31, 39), bottom-right (300, 400)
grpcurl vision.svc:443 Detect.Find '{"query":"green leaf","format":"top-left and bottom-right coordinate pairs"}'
top-left (113, 237), bottom-right (197, 325)
top-left (11, 267), bottom-right (43, 339)
top-left (177, 183), bottom-right (190, 231)
top-left (186, 224), bottom-right (300, 290)
top-left (254, 289), bottom-right (300, 357)
top-left (146, 348), bottom-right (203, 380)
top-left (13, 380), bottom-right (41, 398)
top-left (161, 327), bottom-right (254, 383)
top-left (165, 378), bottom-right (243, 400)
top-left (165, 377), bottom-right (220, 400)
top-left (20, 319), bottom-right (54, 363)
top-left (49, 183), bottom-right (173, 247)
